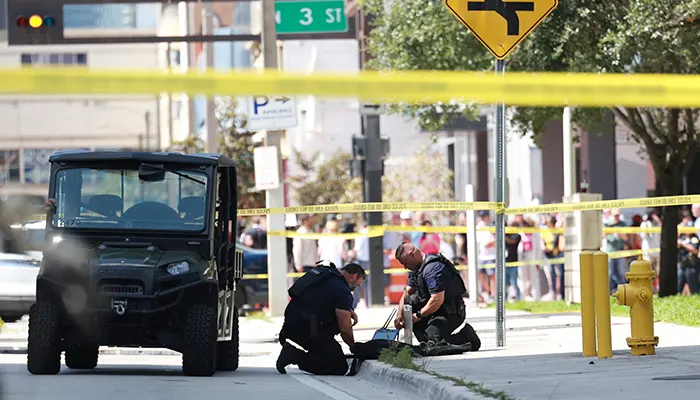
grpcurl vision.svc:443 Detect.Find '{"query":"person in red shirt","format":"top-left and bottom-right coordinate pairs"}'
top-left (419, 220), bottom-right (440, 255)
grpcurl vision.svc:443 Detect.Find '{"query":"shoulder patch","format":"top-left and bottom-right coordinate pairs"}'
top-left (426, 276), bottom-right (437, 288)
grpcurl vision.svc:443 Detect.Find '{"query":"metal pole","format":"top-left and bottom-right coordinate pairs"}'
top-left (202, 1), bottom-right (217, 153)
top-left (495, 58), bottom-right (506, 348)
top-left (144, 110), bottom-right (151, 151)
top-left (465, 184), bottom-right (479, 308)
top-left (364, 115), bottom-right (385, 306)
top-left (563, 106), bottom-right (575, 197)
top-left (261, 0), bottom-right (288, 317)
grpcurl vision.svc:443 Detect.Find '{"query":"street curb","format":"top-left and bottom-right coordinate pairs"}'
top-left (357, 360), bottom-right (491, 400)
top-left (0, 346), bottom-right (273, 357)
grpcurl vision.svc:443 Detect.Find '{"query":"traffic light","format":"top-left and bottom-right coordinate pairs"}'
top-left (7, 0), bottom-right (64, 45)
top-left (16, 14), bottom-right (56, 29)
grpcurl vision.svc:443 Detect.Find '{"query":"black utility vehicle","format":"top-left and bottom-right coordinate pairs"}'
top-left (28, 151), bottom-right (243, 377)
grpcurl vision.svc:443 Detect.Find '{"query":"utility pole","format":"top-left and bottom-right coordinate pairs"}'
top-left (144, 110), bottom-right (151, 151)
top-left (261, 0), bottom-right (289, 317)
top-left (201, 0), bottom-right (217, 153)
top-left (358, 11), bottom-right (385, 306)
top-left (362, 116), bottom-right (385, 306)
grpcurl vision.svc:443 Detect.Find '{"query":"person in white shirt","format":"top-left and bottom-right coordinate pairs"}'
top-left (476, 211), bottom-right (496, 303)
top-left (317, 220), bottom-right (345, 271)
top-left (293, 215), bottom-right (319, 273)
top-left (640, 211), bottom-right (661, 292)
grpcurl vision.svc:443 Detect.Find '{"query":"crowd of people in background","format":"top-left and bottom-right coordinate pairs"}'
top-left (235, 205), bottom-right (700, 308)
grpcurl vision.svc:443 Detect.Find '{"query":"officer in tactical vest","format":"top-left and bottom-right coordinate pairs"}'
top-left (276, 260), bottom-right (366, 375)
top-left (393, 243), bottom-right (481, 350)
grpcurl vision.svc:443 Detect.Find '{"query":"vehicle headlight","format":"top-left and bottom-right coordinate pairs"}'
top-left (166, 261), bottom-right (190, 275)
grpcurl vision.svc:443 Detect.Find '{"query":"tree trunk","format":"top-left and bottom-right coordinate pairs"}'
top-left (657, 177), bottom-right (682, 298)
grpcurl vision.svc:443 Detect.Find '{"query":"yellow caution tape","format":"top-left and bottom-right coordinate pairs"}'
top-left (505, 194), bottom-right (700, 215)
top-left (267, 224), bottom-right (699, 238)
top-left (3, 68), bottom-right (700, 108)
top-left (238, 201), bottom-right (500, 216)
top-left (240, 248), bottom-right (660, 279)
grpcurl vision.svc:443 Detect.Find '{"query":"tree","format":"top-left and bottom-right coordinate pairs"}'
top-left (288, 145), bottom-right (452, 225)
top-left (382, 145), bottom-right (454, 202)
top-left (170, 98), bottom-right (265, 209)
top-left (363, 0), bottom-right (700, 296)
top-left (287, 149), bottom-right (363, 207)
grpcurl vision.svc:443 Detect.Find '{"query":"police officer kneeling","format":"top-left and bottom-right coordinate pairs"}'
top-left (394, 243), bottom-right (481, 350)
top-left (276, 260), bottom-right (366, 375)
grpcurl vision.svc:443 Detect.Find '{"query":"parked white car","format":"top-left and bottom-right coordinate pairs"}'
top-left (0, 221), bottom-right (45, 322)
top-left (0, 253), bottom-right (41, 322)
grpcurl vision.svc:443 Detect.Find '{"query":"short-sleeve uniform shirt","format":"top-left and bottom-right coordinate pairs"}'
top-left (408, 257), bottom-right (454, 295)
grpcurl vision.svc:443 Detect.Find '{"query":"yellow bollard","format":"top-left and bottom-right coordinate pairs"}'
top-left (579, 251), bottom-right (597, 357)
top-left (612, 255), bottom-right (659, 356)
top-left (593, 251), bottom-right (612, 359)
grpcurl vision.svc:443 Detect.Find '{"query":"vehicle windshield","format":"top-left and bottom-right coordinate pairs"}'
top-left (51, 166), bottom-right (209, 232)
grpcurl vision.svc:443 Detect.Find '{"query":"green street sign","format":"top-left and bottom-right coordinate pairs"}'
top-left (275, 0), bottom-right (349, 34)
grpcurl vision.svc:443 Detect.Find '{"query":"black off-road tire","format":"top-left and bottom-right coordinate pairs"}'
top-left (65, 345), bottom-right (99, 369)
top-left (216, 307), bottom-right (239, 371)
top-left (27, 302), bottom-right (62, 375)
top-left (182, 303), bottom-right (218, 376)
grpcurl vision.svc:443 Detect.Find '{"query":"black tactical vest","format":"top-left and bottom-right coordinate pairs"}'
top-left (288, 263), bottom-right (347, 334)
top-left (412, 254), bottom-right (467, 314)
top-left (288, 264), bottom-right (343, 299)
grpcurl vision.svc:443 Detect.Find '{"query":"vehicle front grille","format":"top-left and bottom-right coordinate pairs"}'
top-left (99, 284), bottom-right (144, 295)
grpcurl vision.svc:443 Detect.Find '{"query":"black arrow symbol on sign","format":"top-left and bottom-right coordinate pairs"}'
top-left (467, 0), bottom-right (535, 36)
top-left (275, 96), bottom-right (290, 103)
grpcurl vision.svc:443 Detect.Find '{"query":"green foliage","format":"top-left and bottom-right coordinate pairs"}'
top-left (363, 0), bottom-right (700, 295)
top-left (287, 149), bottom-right (363, 206)
top-left (382, 145), bottom-right (453, 204)
top-left (364, 0), bottom-right (700, 183)
top-left (501, 295), bottom-right (700, 327)
top-left (171, 98), bottom-right (265, 209)
top-left (362, 0), bottom-right (492, 131)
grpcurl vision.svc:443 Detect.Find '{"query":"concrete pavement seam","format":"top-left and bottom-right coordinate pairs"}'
top-left (357, 360), bottom-right (492, 400)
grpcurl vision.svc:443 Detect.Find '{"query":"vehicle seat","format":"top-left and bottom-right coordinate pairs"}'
top-left (179, 196), bottom-right (205, 221)
top-left (85, 194), bottom-right (123, 218)
top-left (122, 201), bottom-right (180, 221)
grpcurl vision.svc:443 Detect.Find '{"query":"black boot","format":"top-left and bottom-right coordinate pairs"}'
top-left (458, 323), bottom-right (481, 351)
top-left (276, 343), bottom-right (302, 374)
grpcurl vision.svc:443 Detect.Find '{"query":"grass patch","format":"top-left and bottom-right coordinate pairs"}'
top-left (378, 346), bottom-right (517, 400)
top-left (491, 294), bottom-right (700, 326)
top-left (244, 311), bottom-right (272, 322)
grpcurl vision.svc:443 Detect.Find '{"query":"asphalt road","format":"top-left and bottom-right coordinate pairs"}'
top-left (0, 316), bottom-right (410, 400)
top-left (0, 352), bottom-right (411, 400)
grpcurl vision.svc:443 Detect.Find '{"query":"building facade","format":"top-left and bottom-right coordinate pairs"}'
top-left (0, 4), bottom-right (163, 198)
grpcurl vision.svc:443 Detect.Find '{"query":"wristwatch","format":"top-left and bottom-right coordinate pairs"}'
top-left (414, 311), bottom-right (422, 319)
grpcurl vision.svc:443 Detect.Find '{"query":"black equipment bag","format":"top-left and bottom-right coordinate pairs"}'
top-left (345, 309), bottom-right (421, 376)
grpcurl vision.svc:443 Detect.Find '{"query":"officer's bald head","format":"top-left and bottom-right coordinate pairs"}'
top-left (395, 243), bottom-right (423, 271)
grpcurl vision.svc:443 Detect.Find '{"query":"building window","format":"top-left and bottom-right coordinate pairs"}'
top-left (171, 100), bottom-right (182, 119)
top-left (168, 49), bottom-right (181, 67)
top-left (235, 2), bottom-right (251, 26)
top-left (23, 149), bottom-right (62, 184)
top-left (0, 150), bottom-right (20, 184)
top-left (21, 53), bottom-right (88, 67)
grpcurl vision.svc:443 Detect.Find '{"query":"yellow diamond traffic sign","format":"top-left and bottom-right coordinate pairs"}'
top-left (444, 0), bottom-right (558, 60)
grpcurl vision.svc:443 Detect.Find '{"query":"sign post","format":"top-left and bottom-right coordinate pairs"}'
top-left (444, 0), bottom-right (559, 348)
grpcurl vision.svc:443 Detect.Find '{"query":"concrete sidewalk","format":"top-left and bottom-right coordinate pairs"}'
top-left (414, 314), bottom-right (700, 400)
